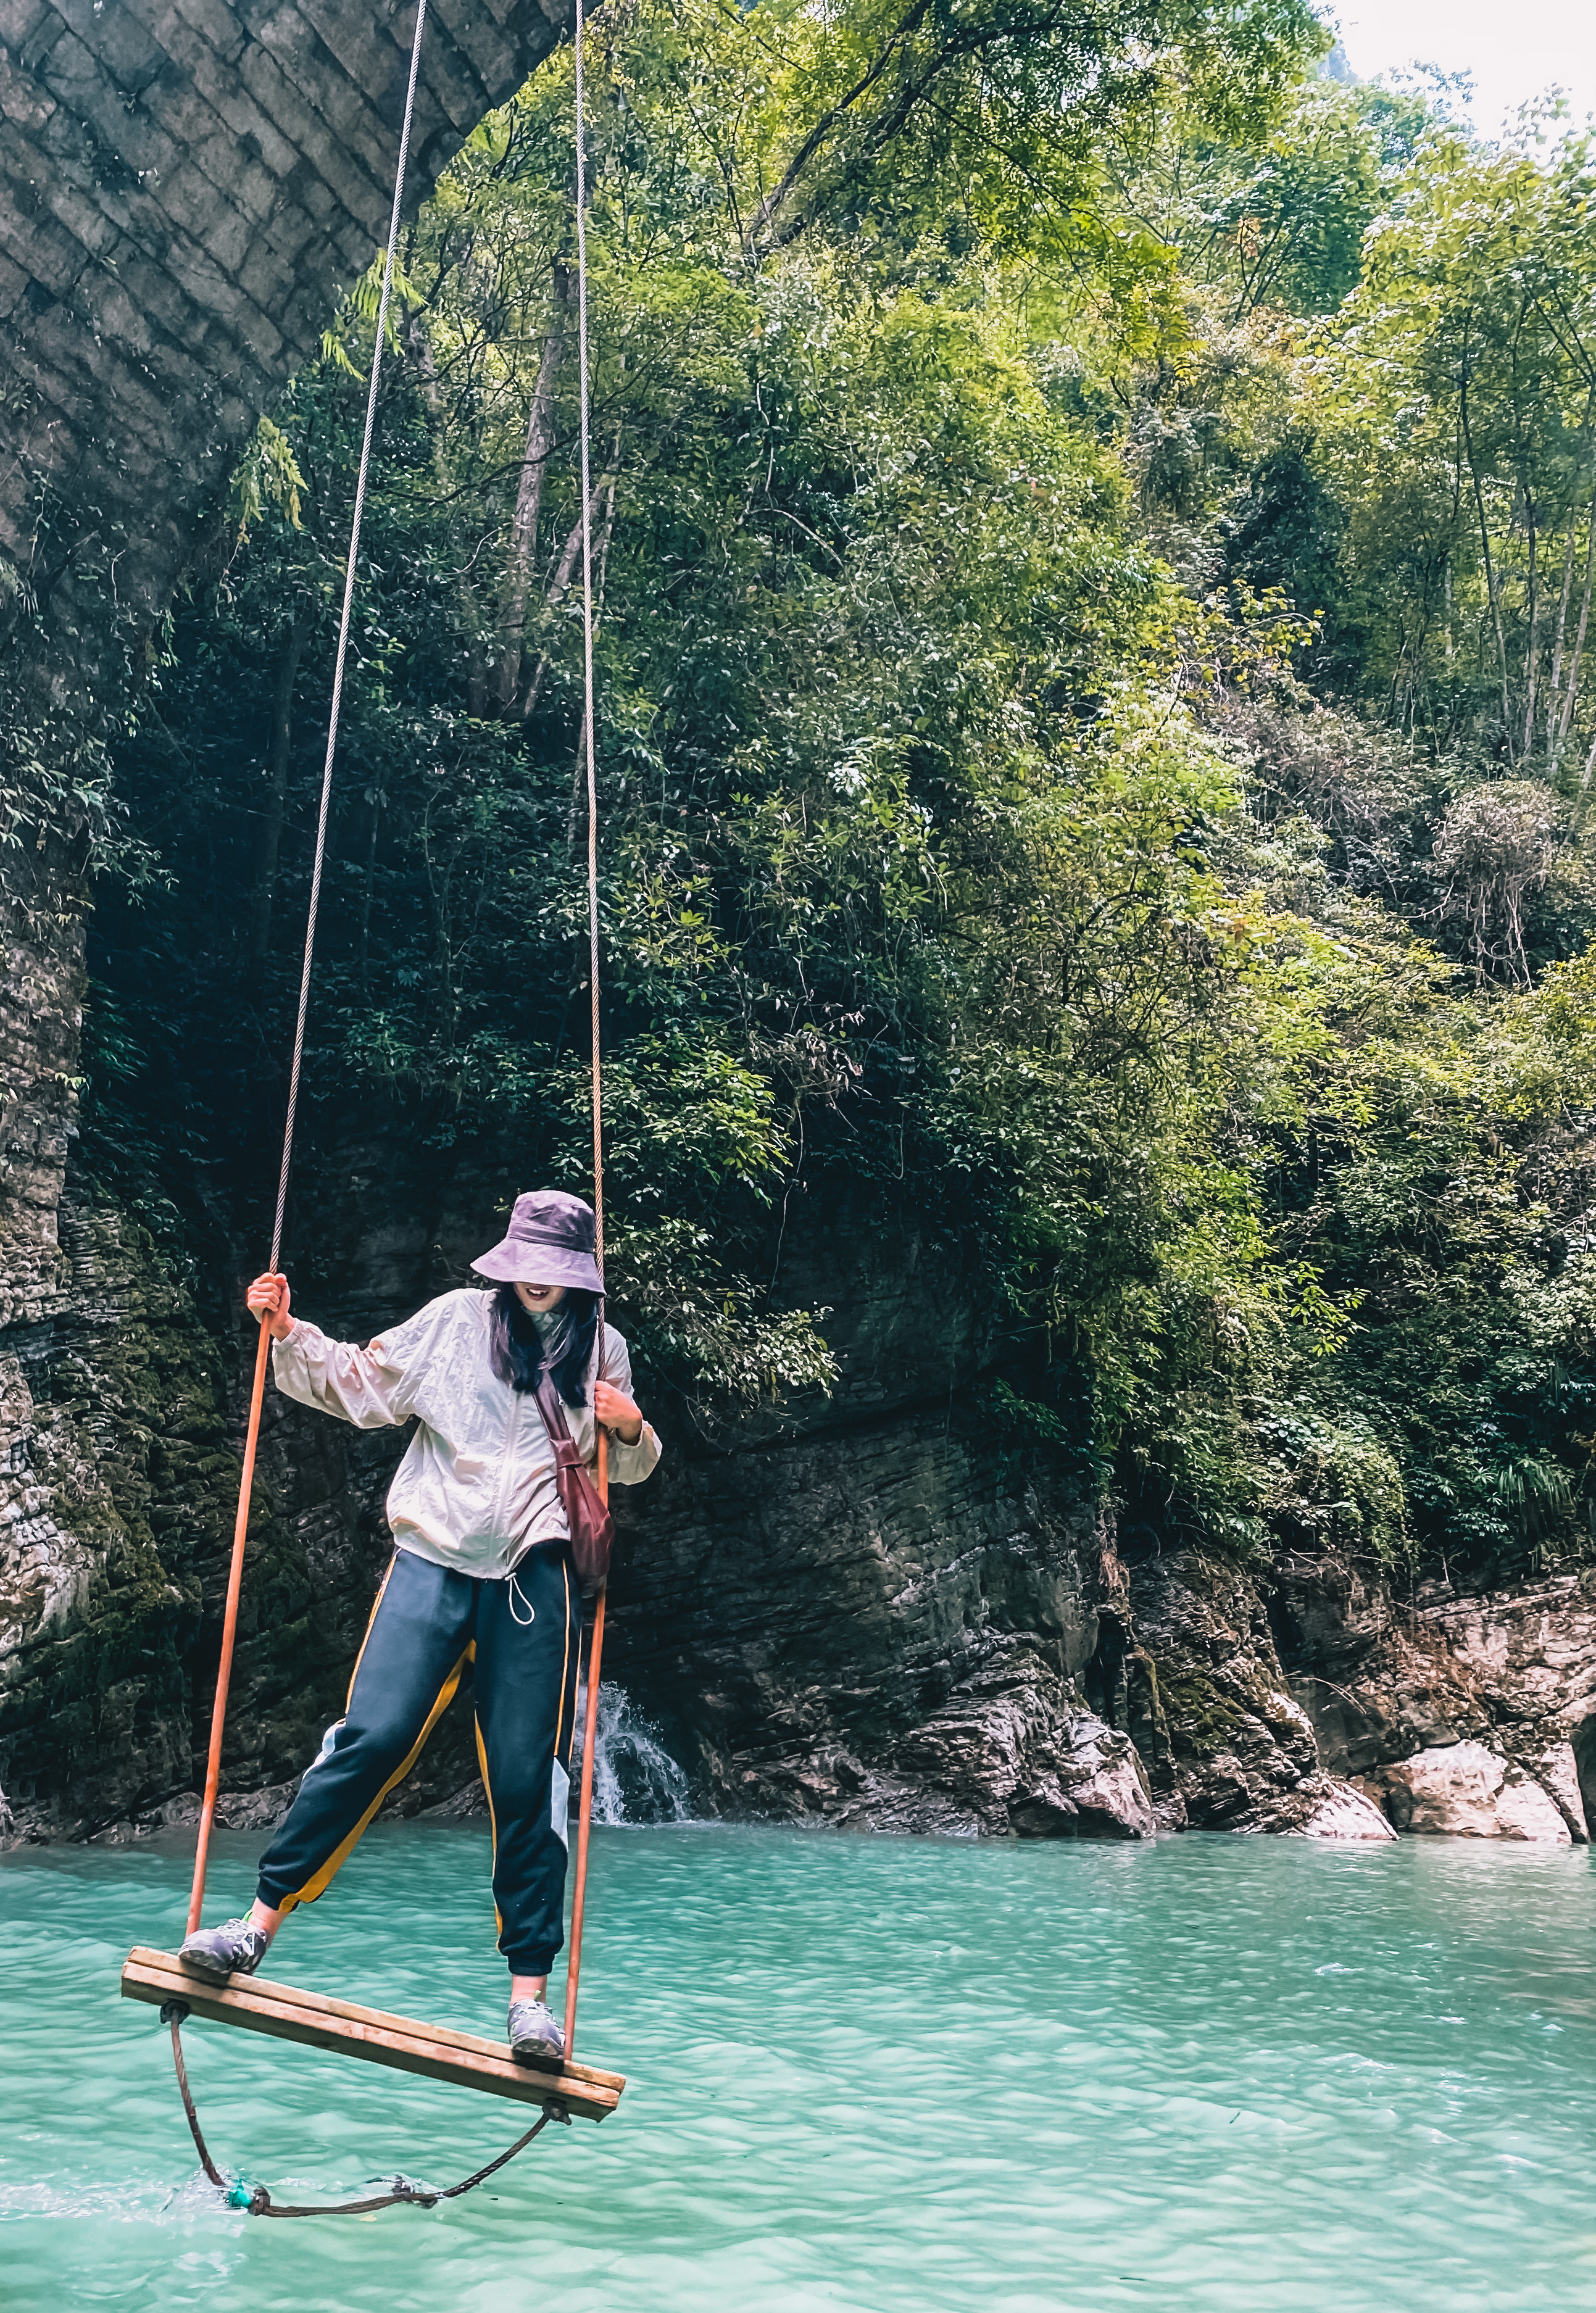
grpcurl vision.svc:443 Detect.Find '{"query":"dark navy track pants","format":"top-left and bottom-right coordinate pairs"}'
top-left (255, 1546), bottom-right (582, 1975)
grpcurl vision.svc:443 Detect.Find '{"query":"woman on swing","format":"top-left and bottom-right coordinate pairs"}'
top-left (178, 1190), bottom-right (660, 2071)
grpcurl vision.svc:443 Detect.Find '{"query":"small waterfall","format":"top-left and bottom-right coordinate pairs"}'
top-left (570, 1682), bottom-right (692, 1825)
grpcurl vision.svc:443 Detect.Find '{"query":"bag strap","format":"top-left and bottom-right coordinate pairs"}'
top-left (535, 1370), bottom-right (596, 1468)
top-left (534, 1369), bottom-right (570, 1446)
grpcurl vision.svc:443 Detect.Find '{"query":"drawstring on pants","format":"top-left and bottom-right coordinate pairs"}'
top-left (508, 1571), bottom-right (537, 1627)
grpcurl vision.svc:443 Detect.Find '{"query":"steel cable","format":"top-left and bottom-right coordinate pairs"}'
top-left (268, 0), bottom-right (431, 1272)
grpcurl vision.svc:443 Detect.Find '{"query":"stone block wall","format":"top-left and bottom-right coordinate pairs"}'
top-left (0, 0), bottom-right (575, 629)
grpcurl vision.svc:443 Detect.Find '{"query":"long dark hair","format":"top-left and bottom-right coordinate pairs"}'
top-left (488, 1283), bottom-right (600, 1406)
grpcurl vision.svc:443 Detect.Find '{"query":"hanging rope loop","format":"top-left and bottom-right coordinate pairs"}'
top-left (560, 0), bottom-right (612, 2075)
top-left (162, 1998), bottom-right (562, 2219)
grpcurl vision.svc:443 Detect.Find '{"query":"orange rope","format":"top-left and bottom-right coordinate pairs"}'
top-left (186, 1318), bottom-right (270, 1934)
top-left (563, 1441), bottom-right (607, 2059)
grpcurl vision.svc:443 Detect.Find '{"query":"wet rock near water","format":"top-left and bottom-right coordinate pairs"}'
top-left (0, 1189), bottom-right (246, 1845)
top-left (1278, 1556), bottom-right (1596, 1842)
top-left (1126, 1543), bottom-right (1596, 1846)
top-left (78, 1777), bottom-right (301, 1846)
top-left (0, 1171), bottom-right (475, 1850)
top-left (817, 1643), bottom-right (1155, 1839)
top-left (1271, 1549), bottom-right (1483, 1770)
top-left (1249, 1775), bottom-right (1397, 1842)
top-left (597, 1203), bottom-right (1132, 1833)
top-left (1369, 1742), bottom-right (1574, 1843)
top-left (1123, 1547), bottom-right (1320, 1832)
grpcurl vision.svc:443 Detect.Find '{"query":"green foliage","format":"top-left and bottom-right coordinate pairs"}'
top-left (88, 3), bottom-right (1596, 1585)
top-left (0, 566), bottom-right (160, 931)
top-left (1307, 125), bottom-right (1596, 766)
top-left (1258, 1404), bottom-right (1411, 1571)
top-left (1102, 74), bottom-right (1434, 322)
top-left (228, 417), bottom-right (306, 544)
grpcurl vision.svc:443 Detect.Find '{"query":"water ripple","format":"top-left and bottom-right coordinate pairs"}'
top-left (1, 1824), bottom-right (1593, 2309)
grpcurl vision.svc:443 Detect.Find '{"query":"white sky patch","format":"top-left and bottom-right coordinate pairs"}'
top-left (1330, 0), bottom-right (1596, 140)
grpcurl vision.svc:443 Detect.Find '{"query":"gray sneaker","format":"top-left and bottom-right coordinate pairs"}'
top-left (508, 1996), bottom-right (565, 2071)
top-left (178, 1916), bottom-right (272, 1983)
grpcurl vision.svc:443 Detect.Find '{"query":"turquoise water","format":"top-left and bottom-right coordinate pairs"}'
top-left (3, 1822), bottom-right (1594, 2311)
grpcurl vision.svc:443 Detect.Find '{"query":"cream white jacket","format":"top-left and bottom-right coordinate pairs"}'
top-left (272, 1289), bottom-right (662, 1579)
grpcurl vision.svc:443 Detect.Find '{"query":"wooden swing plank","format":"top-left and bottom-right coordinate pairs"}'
top-left (121, 1948), bottom-right (625, 2123)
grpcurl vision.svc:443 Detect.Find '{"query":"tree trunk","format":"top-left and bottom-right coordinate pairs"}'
top-left (567, 701), bottom-right (591, 854)
top-left (246, 615), bottom-right (304, 984)
top-left (358, 783), bottom-right (382, 993)
top-left (1521, 488), bottom-right (1541, 764)
top-left (564, 445), bottom-right (624, 852)
top-left (1460, 352), bottom-right (1515, 764)
top-left (521, 462), bottom-right (620, 722)
top-left (1547, 524), bottom-right (1576, 766)
top-left (1557, 492), bottom-right (1596, 752)
top-left (495, 264), bottom-right (572, 710)
top-left (407, 310), bottom-right (494, 720)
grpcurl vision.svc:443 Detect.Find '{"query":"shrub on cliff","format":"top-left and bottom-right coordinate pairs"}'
top-left (93, 0), bottom-right (1596, 1587)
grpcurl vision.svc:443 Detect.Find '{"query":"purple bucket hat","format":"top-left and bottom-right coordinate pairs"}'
top-left (471, 1189), bottom-right (604, 1292)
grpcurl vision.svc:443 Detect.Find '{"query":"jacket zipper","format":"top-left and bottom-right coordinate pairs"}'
top-left (488, 1389), bottom-right (523, 1542)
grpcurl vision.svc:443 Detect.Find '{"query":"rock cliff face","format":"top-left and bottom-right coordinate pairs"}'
top-left (1113, 1542), bottom-right (1596, 1847)
top-left (0, 1163), bottom-right (1160, 1844)
top-left (7, 1142), bottom-right (1593, 1852)
top-left (1278, 1555), bottom-right (1596, 1842)
top-left (603, 1211), bottom-right (1150, 1840)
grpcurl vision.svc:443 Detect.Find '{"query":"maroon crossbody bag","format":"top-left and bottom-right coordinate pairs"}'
top-left (534, 1372), bottom-right (615, 1596)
